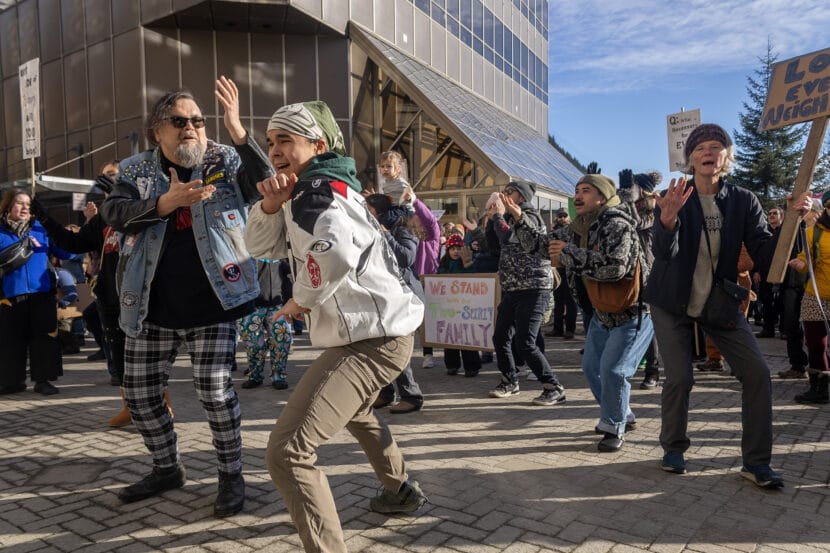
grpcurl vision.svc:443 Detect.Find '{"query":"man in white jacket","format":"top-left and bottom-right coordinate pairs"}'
top-left (244, 101), bottom-right (427, 553)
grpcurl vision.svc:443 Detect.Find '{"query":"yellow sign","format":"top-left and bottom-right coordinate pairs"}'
top-left (759, 47), bottom-right (830, 131)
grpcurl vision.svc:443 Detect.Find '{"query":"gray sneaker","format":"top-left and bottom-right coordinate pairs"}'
top-left (369, 480), bottom-right (428, 513)
top-left (489, 381), bottom-right (520, 398)
top-left (532, 385), bottom-right (566, 406)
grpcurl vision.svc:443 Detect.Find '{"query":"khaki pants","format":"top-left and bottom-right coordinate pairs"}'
top-left (266, 335), bottom-right (414, 553)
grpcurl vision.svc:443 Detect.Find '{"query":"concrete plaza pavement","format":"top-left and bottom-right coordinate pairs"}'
top-left (1, 326), bottom-right (830, 553)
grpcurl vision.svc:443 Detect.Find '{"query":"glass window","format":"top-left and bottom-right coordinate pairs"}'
top-left (473, 37), bottom-right (483, 55)
top-left (521, 43), bottom-right (528, 75)
top-left (447, 16), bottom-right (459, 37)
top-left (503, 28), bottom-right (512, 61)
top-left (415, 0), bottom-right (430, 15)
top-left (483, 9), bottom-right (493, 48)
top-left (431, 4), bottom-right (446, 25)
top-left (484, 46), bottom-right (494, 64)
top-left (473, 0), bottom-right (483, 38)
top-left (446, 0), bottom-right (459, 19)
top-left (495, 54), bottom-right (503, 72)
top-left (512, 34), bottom-right (520, 67)
top-left (494, 18), bottom-right (503, 51)
top-left (460, 0), bottom-right (471, 29)
top-left (460, 27), bottom-right (472, 47)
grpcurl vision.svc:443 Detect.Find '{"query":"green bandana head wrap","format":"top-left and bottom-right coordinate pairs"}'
top-left (267, 101), bottom-right (346, 155)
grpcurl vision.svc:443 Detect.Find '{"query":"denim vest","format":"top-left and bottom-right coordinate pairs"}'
top-left (116, 142), bottom-right (259, 336)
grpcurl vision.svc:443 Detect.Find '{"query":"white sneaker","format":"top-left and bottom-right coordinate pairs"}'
top-left (422, 354), bottom-right (435, 368)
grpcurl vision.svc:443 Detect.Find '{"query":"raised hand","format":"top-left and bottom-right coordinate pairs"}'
top-left (655, 177), bottom-right (693, 230)
top-left (257, 173), bottom-right (297, 214)
top-left (157, 168), bottom-right (215, 217)
top-left (83, 201), bottom-right (98, 222)
top-left (500, 192), bottom-right (522, 220)
top-left (215, 76), bottom-right (246, 144)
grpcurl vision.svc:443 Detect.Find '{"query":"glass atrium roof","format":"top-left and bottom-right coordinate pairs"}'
top-left (350, 25), bottom-right (583, 196)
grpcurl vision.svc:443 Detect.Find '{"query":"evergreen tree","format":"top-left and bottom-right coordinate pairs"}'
top-left (812, 136), bottom-right (830, 192)
top-left (732, 41), bottom-right (806, 203)
top-left (548, 134), bottom-right (587, 173)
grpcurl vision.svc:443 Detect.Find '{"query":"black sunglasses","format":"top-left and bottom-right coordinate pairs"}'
top-left (164, 115), bottom-right (206, 129)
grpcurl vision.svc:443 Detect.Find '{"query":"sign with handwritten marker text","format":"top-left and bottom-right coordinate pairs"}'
top-left (759, 46), bottom-right (830, 132)
top-left (420, 273), bottom-right (500, 351)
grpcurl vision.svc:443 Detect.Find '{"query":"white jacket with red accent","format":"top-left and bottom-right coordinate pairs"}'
top-left (244, 157), bottom-right (424, 348)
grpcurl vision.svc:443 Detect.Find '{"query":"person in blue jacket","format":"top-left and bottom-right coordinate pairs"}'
top-left (0, 189), bottom-right (71, 396)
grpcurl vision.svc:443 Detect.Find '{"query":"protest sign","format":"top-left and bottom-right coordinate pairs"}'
top-left (666, 109), bottom-right (701, 172)
top-left (420, 273), bottom-right (499, 351)
top-left (763, 46), bottom-right (830, 283)
top-left (759, 47), bottom-right (830, 132)
top-left (19, 58), bottom-right (41, 160)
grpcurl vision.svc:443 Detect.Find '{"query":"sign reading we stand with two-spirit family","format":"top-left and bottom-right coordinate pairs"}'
top-left (420, 274), bottom-right (500, 351)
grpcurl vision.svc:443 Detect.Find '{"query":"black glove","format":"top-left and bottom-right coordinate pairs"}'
top-left (29, 197), bottom-right (47, 220)
top-left (586, 161), bottom-right (601, 175)
top-left (618, 169), bottom-right (634, 189)
top-left (94, 174), bottom-right (115, 194)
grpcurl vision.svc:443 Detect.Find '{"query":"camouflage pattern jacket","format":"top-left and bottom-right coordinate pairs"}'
top-left (487, 205), bottom-right (554, 293)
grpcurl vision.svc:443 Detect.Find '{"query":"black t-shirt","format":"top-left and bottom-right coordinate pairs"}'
top-left (146, 156), bottom-right (252, 328)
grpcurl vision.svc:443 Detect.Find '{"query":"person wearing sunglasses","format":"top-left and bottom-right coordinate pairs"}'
top-left (100, 77), bottom-right (272, 517)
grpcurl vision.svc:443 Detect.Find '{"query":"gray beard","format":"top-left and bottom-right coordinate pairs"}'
top-left (174, 142), bottom-right (205, 168)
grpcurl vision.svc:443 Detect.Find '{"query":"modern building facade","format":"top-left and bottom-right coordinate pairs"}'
top-left (0, 0), bottom-right (581, 224)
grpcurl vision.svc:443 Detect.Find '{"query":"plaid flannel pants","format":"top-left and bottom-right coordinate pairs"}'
top-left (124, 321), bottom-right (242, 475)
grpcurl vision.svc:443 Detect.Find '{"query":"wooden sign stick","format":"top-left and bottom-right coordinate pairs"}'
top-left (767, 115), bottom-right (829, 284)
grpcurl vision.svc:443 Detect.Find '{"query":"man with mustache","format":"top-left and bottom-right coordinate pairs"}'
top-left (100, 78), bottom-right (272, 516)
top-left (539, 175), bottom-right (653, 452)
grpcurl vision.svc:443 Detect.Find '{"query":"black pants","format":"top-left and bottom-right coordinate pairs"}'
top-left (552, 269), bottom-right (576, 334)
top-left (0, 292), bottom-right (61, 387)
top-left (445, 348), bottom-right (482, 374)
top-left (99, 301), bottom-right (126, 381)
top-left (780, 286), bottom-right (807, 370)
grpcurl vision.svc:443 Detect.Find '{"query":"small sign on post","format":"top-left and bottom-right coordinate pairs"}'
top-left (763, 46), bottom-right (830, 284)
top-left (19, 58), bottom-right (40, 197)
top-left (666, 108), bottom-right (701, 172)
top-left (19, 58), bottom-right (41, 159)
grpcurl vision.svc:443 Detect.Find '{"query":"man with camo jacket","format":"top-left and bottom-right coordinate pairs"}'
top-left (486, 179), bottom-right (566, 406)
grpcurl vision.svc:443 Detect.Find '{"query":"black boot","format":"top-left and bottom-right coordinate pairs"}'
top-left (214, 472), bottom-right (245, 517)
top-left (118, 463), bottom-right (186, 503)
top-left (795, 373), bottom-right (829, 404)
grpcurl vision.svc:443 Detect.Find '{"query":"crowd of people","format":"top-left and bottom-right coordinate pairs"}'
top-left (0, 79), bottom-right (824, 551)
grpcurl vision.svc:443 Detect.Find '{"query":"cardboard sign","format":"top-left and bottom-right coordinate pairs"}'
top-left (759, 47), bottom-right (830, 132)
top-left (57, 283), bottom-right (95, 320)
top-left (420, 273), bottom-right (499, 351)
top-left (19, 58), bottom-right (41, 160)
top-left (666, 109), bottom-right (701, 172)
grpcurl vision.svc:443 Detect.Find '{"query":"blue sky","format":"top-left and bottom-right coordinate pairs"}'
top-left (547, 1), bottom-right (830, 189)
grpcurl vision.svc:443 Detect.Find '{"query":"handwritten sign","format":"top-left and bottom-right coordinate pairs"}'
top-left (19, 58), bottom-right (41, 160)
top-left (666, 109), bottom-right (701, 172)
top-left (420, 273), bottom-right (499, 351)
top-left (759, 47), bottom-right (830, 132)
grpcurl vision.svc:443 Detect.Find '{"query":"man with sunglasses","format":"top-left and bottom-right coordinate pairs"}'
top-left (100, 77), bottom-right (272, 517)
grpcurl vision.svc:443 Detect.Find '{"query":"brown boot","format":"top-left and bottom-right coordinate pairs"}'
top-left (108, 388), bottom-right (132, 428)
top-left (164, 388), bottom-right (174, 420)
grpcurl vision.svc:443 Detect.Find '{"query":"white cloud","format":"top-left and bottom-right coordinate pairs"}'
top-left (549, 0), bottom-right (830, 97)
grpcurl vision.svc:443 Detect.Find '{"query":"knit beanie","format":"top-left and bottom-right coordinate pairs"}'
top-left (577, 174), bottom-right (617, 201)
top-left (684, 123), bottom-right (732, 163)
top-left (446, 235), bottom-right (464, 248)
top-left (511, 179), bottom-right (536, 203)
top-left (267, 101), bottom-right (346, 155)
top-left (633, 172), bottom-right (660, 192)
top-left (821, 189), bottom-right (830, 207)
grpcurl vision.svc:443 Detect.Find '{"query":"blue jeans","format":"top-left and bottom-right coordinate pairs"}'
top-left (493, 289), bottom-right (559, 386)
top-left (582, 314), bottom-right (654, 437)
